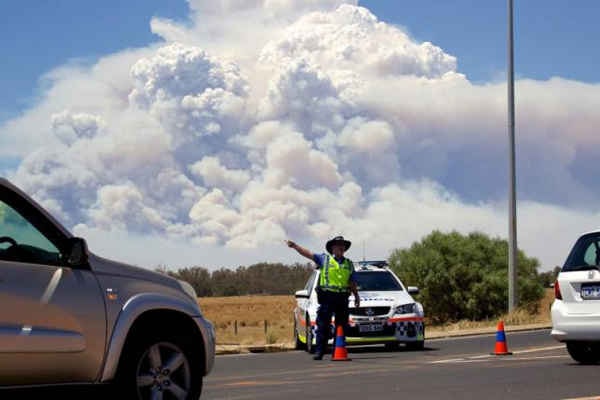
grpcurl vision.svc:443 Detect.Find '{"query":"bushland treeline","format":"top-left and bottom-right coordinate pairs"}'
top-left (161, 231), bottom-right (561, 324)
top-left (159, 262), bottom-right (313, 297)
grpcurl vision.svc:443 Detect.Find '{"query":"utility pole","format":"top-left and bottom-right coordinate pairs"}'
top-left (507, 0), bottom-right (518, 312)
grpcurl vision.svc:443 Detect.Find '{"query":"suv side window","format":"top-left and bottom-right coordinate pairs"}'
top-left (0, 200), bottom-right (62, 266)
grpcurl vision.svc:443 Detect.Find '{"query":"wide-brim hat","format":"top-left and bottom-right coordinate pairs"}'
top-left (326, 236), bottom-right (351, 254)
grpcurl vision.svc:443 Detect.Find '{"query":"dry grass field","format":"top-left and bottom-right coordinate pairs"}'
top-left (198, 295), bottom-right (296, 345)
top-left (428, 288), bottom-right (553, 335)
top-left (199, 289), bottom-right (554, 345)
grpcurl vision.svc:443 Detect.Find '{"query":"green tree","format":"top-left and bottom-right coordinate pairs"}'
top-left (539, 266), bottom-right (562, 288)
top-left (241, 262), bottom-right (313, 295)
top-left (159, 262), bottom-right (313, 297)
top-left (173, 267), bottom-right (214, 297)
top-left (211, 268), bottom-right (243, 296)
top-left (388, 231), bottom-right (544, 323)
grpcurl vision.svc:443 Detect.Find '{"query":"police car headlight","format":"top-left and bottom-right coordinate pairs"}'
top-left (395, 303), bottom-right (416, 315)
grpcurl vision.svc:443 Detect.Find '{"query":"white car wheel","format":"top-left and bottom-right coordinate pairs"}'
top-left (294, 318), bottom-right (305, 350)
top-left (566, 341), bottom-right (600, 364)
top-left (305, 316), bottom-right (315, 354)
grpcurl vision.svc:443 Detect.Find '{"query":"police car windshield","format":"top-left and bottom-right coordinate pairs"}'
top-left (355, 271), bottom-right (403, 291)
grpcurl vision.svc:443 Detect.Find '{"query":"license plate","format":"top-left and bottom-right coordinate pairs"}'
top-left (581, 285), bottom-right (600, 299)
top-left (358, 323), bottom-right (383, 333)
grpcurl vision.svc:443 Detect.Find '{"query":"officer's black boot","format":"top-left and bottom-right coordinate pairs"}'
top-left (313, 336), bottom-right (325, 360)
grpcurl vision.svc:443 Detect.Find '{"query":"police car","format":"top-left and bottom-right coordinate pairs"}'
top-left (293, 260), bottom-right (425, 351)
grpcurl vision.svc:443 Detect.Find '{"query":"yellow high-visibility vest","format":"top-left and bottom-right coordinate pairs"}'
top-left (319, 255), bottom-right (354, 293)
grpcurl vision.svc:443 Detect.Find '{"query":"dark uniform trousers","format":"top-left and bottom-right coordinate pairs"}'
top-left (315, 288), bottom-right (350, 355)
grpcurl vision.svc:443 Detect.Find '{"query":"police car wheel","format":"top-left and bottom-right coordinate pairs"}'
top-left (384, 342), bottom-right (400, 351)
top-left (305, 316), bottom-right (315, 354)
top-left (294, 319), bottom-right (305, 350)
top-left (407, 340), bottom-right (425, 351)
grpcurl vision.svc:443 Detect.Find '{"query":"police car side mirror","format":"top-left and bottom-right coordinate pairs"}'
top-left (295, 289), bottom-right (310, 299)
top-left (407, 286), bottom-right (419, 295)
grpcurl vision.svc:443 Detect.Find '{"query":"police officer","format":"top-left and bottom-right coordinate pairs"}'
top-left (286, 236), bottom-right (360, 360)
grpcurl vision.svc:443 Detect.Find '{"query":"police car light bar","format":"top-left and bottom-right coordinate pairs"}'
top-left (357, 260), bottom-right (388, 268)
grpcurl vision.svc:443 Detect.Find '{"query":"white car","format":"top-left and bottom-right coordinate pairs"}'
top-left (293, 261), bottom-right (425, 351)
top-left (552, 230), bottom-right (600, 364)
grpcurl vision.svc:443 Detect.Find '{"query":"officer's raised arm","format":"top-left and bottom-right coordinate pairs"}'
top-left (285, 240), bottom-right (314, 262)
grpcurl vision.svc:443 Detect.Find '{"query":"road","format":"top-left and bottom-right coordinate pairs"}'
top-left (2, 329), bottom-right (599, 399)
top-left (204, 330), bottom-right (599, 400)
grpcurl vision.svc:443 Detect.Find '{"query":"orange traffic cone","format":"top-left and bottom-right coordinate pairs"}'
top-left (331, 325), bottom-right (351, 361)
top-left (491, 320), bottom-right (512, 355)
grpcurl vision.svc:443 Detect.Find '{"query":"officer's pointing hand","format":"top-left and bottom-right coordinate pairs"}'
top-left (285, 240), bottom-right (296, 248)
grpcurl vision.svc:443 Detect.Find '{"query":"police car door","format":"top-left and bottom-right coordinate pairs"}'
top-left (297, 271), bottom-right (317, 326)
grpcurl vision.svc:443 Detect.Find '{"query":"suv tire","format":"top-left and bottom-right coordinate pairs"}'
top-left (117, 327), bottom-right (203, 399)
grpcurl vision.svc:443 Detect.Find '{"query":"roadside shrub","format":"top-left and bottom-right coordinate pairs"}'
top-left (389, 231), bottom-right (544, 324)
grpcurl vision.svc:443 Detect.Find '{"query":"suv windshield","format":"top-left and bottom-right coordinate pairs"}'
top-left (354, 271), bottom-right (403, 291)
top-left (563, 233), bottom-right (600, 272)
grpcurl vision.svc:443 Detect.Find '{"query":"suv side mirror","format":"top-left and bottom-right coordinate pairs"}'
top-left (295, 289), bottom-right (310, 299)
top-left (65, 237), bottom-right (89, 267)
top-left (407, 286), bottom-right (420, 295)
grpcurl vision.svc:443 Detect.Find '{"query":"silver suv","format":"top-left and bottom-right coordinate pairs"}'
top-left (0, 178), bottom-right (215, 399)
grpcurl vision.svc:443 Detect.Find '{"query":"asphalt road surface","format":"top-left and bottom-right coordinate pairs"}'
top-left (3, 329), bottom-right (600, 400)
top-left (204, 330), bottom-right (599, 400)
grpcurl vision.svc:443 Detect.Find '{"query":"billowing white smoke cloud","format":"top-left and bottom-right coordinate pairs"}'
top-left (189, 156), bottom-right (251, 191)
top-left (52, 110), bottom-right (105, 145)
top-left (2, 1), bottom-right (600, 270)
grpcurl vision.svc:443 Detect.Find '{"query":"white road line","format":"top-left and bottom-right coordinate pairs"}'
top-left (505, 355), bottom-right (568, 361)
top-left (430, 358), bottom-right (467, 364)
top-left (427, 328), bottom-right (550, 342)
top-left (431, 355), bottom-right (567, 365)
top-left (513, 345), bottom-right (564, 354)
top-left (431, 359), bottom-right (491, 364)
top-left (430, 344), bottom-right (565, 364)
top-left (562, 397), bottom-right (600, 400)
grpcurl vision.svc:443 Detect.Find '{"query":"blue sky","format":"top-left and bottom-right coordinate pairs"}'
top-left (1, 1), bottom-right (599, 269)
top-left (1, 0), bottom-right (599, 124)
top-left (366, 1), bottom-right (600, 84)
top-left (0, 0), bottom-right (188, 122)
